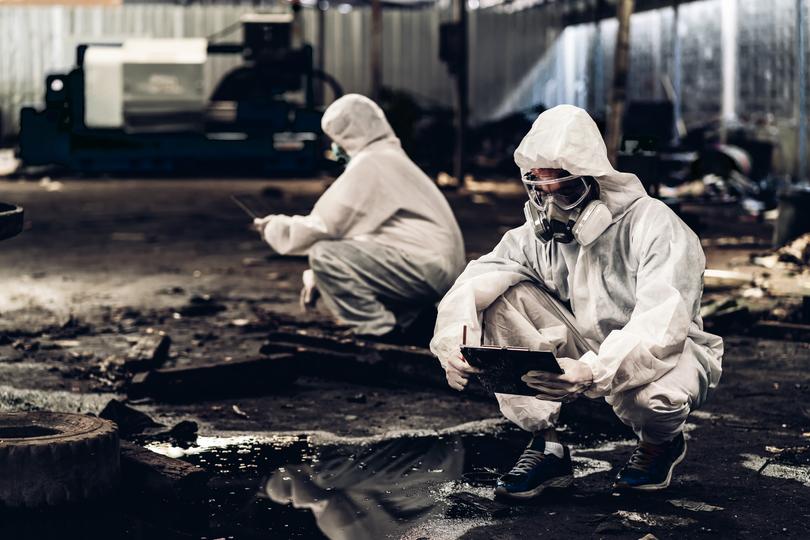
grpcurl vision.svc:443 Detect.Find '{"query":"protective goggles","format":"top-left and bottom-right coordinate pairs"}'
top-left (522, 172), bottom-right (593, 211)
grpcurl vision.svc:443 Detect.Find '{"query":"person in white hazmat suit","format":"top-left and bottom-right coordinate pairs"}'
top-left (430, 105), bottom-right (723, 497)
top-left (255, 94), bottom-right (465, 341)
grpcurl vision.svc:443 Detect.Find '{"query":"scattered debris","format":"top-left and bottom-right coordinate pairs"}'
top-left (232, 404), bottom-right (249, 419)
top-left (740, 453), bottom-right (810, 487)
top-left (700, 298), bottom-right (752, 331)
top-left (177, 294), bottom-right (227, 317)
top-left (445, 492), bottom-right (513, 519)
top-left (38, 176), bottom-right (63, 192)
top-left (99, 399), bottom-right (162, 437)
top-left (242, 257), bottom-right (264, 267)
top-left (125, 332), bottom-right (171, 372)
top-left (614, 510), bottom-right (697, 528)
top-left (157, 286), bottom-right (186, 296)
top-left (752, 320), bottom-right (810, 341)
top-left (667, 499), bottom-right (724, 512)
top-left (704, 269), bottom-right (754, 290)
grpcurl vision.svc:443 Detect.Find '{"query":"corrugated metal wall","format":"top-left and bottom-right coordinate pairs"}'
top-left (1, 0), bottom-right (809, 171)
top-left (0, 2), bottom-right (562, 138)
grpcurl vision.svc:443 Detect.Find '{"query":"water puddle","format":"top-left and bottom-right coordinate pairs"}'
top-left (152, 425), bottom-right (627, 539)
top-left (174, 430), bottom-right (522, 539)
top-left (0, 423), bottom-right (628, 539)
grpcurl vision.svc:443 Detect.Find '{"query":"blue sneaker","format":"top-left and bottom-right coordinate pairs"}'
top-left (614, 433), bottom-right (687, 491)
top-left (494, 436), bottom-right (574, 499)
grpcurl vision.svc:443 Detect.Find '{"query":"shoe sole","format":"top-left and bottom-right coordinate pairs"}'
top-left (495, 474), bottom-right (574, 500)
top-left (615, 440), bottom-right (688, 492)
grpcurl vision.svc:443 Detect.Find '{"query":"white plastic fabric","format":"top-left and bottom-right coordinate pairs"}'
top-left (262, 94), bottom-right (465, 300)
top-left (307, 239), bottom-right (442, 335)
top-left (483, 283), bottom-right (709, 442)
top-left (431, 104), bottom-right (723, 434)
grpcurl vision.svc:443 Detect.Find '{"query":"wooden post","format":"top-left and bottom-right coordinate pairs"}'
top-left (453, 0), bottom-right (469, 185)
top-left (370, 0), bottom-right (383, 102)
top-left (605, 0), bottom-right (635, 166)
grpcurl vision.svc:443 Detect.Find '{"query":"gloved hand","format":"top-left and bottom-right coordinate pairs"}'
top-left (522, 357), bottom-right (593, 402)
top-left (299, 269), bottom-right (319, 312)
top-left (253, 215), bottom-right (273, 234)
top-left (442, 351), bottom-right (481, 391)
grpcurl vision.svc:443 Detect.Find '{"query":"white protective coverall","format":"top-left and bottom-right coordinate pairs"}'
top-left (430, 105), bottom-right (723, 444)
top-left (262, 94), bottom-right (465, 335)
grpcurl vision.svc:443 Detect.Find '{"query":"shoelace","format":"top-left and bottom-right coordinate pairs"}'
top-left (508, 448), bottom-right (547, 475)
top-left (626, 442), bottom-right (667, 471)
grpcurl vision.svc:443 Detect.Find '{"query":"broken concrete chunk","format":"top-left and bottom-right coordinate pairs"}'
top-left (120, 442), bottom-right (209, 496)
top-left (99, 399), bottom-right (162, 438)
top-left (125, 333), bottom-right (171, 372)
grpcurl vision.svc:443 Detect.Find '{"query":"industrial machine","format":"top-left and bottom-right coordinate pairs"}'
top-left (19, 13), bottom-right (340, 176)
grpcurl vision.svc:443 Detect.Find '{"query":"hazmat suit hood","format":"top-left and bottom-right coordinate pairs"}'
top-left (431, 104), bottom-right (723, 423)
top-left (513, 104), bottom-right (648, 219)
top-left (321, 94), bottom-right (398, 157)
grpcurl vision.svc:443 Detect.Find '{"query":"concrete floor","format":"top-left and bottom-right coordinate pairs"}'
top-left (0, 177), bottom-right (808, 539)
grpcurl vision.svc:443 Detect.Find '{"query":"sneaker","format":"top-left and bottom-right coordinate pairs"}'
top-left (613, 433), bottom-right (687, 491)
top-left (494, 436), bottom-right (574, 499)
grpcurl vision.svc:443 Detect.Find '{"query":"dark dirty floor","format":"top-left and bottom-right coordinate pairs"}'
top-left (0, 177), bottom-right (809, 539)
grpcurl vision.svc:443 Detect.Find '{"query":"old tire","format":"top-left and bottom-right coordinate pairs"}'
top-left (0, 412), bottom-right (120, 507)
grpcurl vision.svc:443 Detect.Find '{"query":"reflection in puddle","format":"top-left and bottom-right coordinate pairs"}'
top-left (263, 437), bottom-right (465, 540)
top-left (162, 425), bottom-right (627, 539)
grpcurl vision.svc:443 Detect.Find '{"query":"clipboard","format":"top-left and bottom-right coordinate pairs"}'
top-left (231, 194), bottom-right (271, 220)
top-left (461, 345), bottom-right (562, 396)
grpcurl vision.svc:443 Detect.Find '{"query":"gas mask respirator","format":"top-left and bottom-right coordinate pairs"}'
top-left (522, 172), bottom-right (612, 246)
top-left (330, 142), bottom-right (351, 165)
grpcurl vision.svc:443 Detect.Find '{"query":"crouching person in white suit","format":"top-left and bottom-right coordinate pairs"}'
top-left (430, 105), bottom-right (723, 498)
top-left (256, 94), bottom-right (465, 342)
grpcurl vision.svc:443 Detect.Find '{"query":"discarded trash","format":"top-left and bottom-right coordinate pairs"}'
top-left (613, 510), bottom-right (697, 528)
top-left (667, 499), bottom-right (724, 512)
top-left (347, 393), bottom-right (367, 404)
top-left (704, 269), bottom-right (754, 290)
top-left (0, 411), bottom-right (119, 507)
top-left (38, 177), bottom-right (63, 192)
top-left (242, 257), bottom-right (263, 267)
top-left (232, 404), bottom-right (249, 419)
